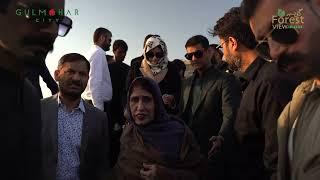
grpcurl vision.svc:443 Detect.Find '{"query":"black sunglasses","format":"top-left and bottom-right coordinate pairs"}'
top-left (146, 52), bottom-right (164, 59)
top-left (185, 50), bottom-right (204, 60)
top-left (256, 24), bottom-right (299, 48)
top-left (17, 2), bottom-right (73, 37)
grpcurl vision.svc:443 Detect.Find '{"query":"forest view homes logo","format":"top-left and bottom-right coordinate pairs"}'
top-left (272, 8), bottom-right (304, 29)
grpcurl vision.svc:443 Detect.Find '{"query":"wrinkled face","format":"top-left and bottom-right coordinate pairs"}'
top-left (0, 0), bottom-right (64, 65)
top-left (219, 37), bottom-right (240, 71)
top-left (55, 61), bottom-right (89, 99)
top-left (146, 46), bottom-right (164, 65)
top-left (186, 43), bottom-right (211, 72)
top-left (129, 86), bottom-right (155, 126)
top-left (251, 0), bottom-right (320, 80)
top-left (101, 34), bottom-right (112, 51)
top-left (113, 47), bottom-right (127, 62)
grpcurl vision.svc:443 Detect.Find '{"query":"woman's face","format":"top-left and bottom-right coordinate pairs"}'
top-left (146, 46), bottom-right (164, 65)
top-left (129, 86), bottom-right (155, 125)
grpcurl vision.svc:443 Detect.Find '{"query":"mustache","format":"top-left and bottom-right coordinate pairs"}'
top-left (21, 33), bottom-right (55, 51)
top-left (69, 80), bottom-right (82, 86)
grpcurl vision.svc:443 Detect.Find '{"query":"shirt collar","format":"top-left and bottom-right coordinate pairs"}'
top-left (310, 80), bottom-right (320, 92)
top-left (242, 56), bottom-right (266, 81)
top-left (93, 44), bottom-right (105, 53)
top-left (57, 94), bottom-right (86, 113)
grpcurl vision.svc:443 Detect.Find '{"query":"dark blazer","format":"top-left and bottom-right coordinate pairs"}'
top-left (179, 66), bottom-right (241, 155)
top-left (41, 94), bottom-right (110, 180)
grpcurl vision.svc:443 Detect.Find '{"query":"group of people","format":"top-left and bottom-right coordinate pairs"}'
top-left (1, 0), bottom-right (320, 180)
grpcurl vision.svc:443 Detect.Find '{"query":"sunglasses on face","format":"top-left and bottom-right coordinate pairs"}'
top-left (17, 2), bottom-right (73, 37)
top-left (185, 50), bottom-right (204, 60)
top-left (256, 24), bottom-right (299, 48)
top-left (146, 51), bottom-right (164, 59)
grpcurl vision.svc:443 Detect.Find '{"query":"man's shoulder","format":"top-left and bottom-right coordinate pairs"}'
top-left (41, 95), bottom-right (57, 104)
top-left (84, 101), bottom-right (107, 119)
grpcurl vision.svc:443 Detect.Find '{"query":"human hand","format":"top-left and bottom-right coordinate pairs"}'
top-left (162, 94), bottom-right (175, 108)
top-left (140, 163), bottom-right (158, 180)
top-left (208, 135), bottom-right (224, 159)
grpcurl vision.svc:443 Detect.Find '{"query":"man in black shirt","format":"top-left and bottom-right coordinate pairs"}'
top-left (0, 0), bottom-right (72, 179)
top-left (108, 39), bottom-right (130, 166)
top-left (212, 7), bottom-right (299, 180)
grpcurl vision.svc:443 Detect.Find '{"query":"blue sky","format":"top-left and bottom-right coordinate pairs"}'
top-left (41, 0), bottom-right (242, 97)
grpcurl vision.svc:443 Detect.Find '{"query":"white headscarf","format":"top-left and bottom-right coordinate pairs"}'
top-left (143, 36), bottom-right (169, 75)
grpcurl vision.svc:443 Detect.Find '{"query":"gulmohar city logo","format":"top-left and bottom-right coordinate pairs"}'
top-left (16, 7), bottom-right (79, 23)
top-left (272, 8), bottom-right (304, 29)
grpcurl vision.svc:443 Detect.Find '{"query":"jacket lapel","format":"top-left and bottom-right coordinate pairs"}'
top-left (43, 94), bottom-right (59, 167)
top-left (80, 102), bottom-right (90, 160)
top-left (193, 68), bottom-right (217, 115)
top-left (182, 75), bottom-right (196, 113)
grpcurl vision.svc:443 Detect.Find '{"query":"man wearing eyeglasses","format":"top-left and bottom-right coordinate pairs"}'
top-left (241, 0), bottom-right (320, 180)
top-left (212, 7), bottom-right (299, 180)
top-left (0, 0), bottom-right (72, 179)
top-left (179, 35), bottom-right (241, 179)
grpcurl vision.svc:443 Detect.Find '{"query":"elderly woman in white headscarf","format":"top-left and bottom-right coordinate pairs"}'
top-left (126, 35), bottom-right (181, 114)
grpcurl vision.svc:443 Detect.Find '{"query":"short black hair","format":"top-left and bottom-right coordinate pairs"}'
top-left (210, 44), bottom-right (223, 58)
top-left (58, 53), bottom-right (90, 72)
top-left (0, 0), bottom-right (10, 13)
top-left (113, 39), bottom-right (128, 52)
top-left (240, 0), bottom-right (259, 24)
top-left (93, 27), bottom-right (112, 43)
top-left (185, 35), bottom-right (209, 49)
top-left (211, 7), bottom-right (257, 49)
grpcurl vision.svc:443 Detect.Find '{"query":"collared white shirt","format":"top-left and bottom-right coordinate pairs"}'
top-left (82, 45), bottom-right (112, 111)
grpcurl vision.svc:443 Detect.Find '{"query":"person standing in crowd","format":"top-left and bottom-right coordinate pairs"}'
top-left (180, 35), bottom-right (241, 179)
top-left (0, 0), bottom-right (72, 179)
top-left (241, 0), bottom-right (320, 179)
top-left (127, 36), bottom-right (181, 114)
top-left (25, 60), bottom-right (58, 98)
top-left (172, 59), bottom-right (186, 79)
top-left (130, 34), bottom-right (160, 67)
top-left (42, 53), bottom-right (110, 180)
top-left (209, 44), bottom-right (231, 73)
top-left (82, 27), bottom-right (112, 112)
top-left (111, 77), bottom-right (204, 180)
top-left (108, 39), bottom-right (130, 167)
top-left (212, 7), bottom-right (299, 180)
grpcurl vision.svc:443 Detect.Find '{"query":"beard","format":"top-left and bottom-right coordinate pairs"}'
top-left (277, 52), bottom-right (319, 81)
top-left (18, 33), bottom-right (55, 66)
top-left (225, 54), bottom-right (241, 72)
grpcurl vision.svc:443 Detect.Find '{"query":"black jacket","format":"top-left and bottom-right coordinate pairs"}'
top-left (25, 62), bottom-right (58, 98)
top-left (0, 68), bottom-right (43, 180)
top-left (179, 66), bottom-right (241, 154)
top-left (234, 57), bottom-right (300, 180)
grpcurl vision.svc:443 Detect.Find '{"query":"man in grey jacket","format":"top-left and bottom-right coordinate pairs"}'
top-left (41, 53), bottom-right (110, 180)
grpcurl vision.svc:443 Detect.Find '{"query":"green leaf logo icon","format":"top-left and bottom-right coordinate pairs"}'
top-left (277, 9), bottom-right (286, 17)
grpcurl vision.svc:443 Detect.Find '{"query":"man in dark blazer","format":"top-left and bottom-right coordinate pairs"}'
top-left (41, 53), bottom-right (110, 180)
top-left (180, 35), bottom-right (241, 179)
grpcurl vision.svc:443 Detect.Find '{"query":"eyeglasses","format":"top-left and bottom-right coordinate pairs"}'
top-left (216, 40), bottom-right (228, 49)
top-left (256, 24), bottom-right (299, 48)
top-left (146, 51), bottom-right (164, 59)
top-left (185, 50), bottom-right (204, 60)
top-left (17, 2), bottom-right (73, 37)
